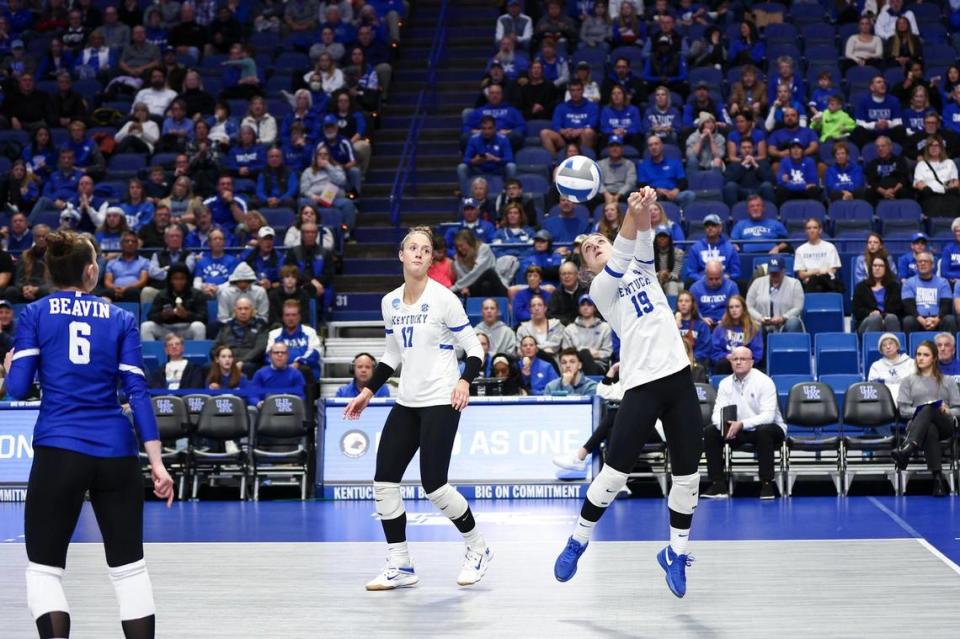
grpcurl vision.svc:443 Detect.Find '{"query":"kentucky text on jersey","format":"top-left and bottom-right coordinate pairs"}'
top-left (47, 297), bottom-right (111, 318)
top-left (617, 269), bottom-right (654, 298)
top-left (391, 313), bottom-right (430, 326)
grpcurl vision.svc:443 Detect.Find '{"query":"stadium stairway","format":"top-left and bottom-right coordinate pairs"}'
top-left (333, 0), bottom-right (496, 319)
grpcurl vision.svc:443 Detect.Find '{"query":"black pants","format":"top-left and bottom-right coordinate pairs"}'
top-left (577, 349), bottom-right (606, 375)
top-left (775, 185), bottom-right (823, 206)
top-left (583, 407), bottom-right (663, 454)
top-left (903, 314), bottom-right (959, 335)
top-left (802, 274), bottom-right (844, 294)
top-left (464, 269), bottom-right (508, 299)
top-left (26, 446), bottom-right (144, 569)
top-left (603, 367), bottom-right (703, 477)
top-left (906, 406), bottom-right (956, 473)
top-left (704, 423), bottom-right (785, 482)
top-left (374, 404), bottom-right (461, 493)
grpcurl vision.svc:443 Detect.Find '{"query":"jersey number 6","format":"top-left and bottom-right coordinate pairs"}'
top-left (69, 321), bottom-right (92, 365)
top-left (630, 291), bottom-right (654, 318)
top-left (401, 326), bottom-right (414, 348)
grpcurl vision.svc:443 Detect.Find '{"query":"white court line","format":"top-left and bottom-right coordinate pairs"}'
top-left (867, 496), bottom-right (960, 576)
top-left (915, 538), bottom-right (960, 577)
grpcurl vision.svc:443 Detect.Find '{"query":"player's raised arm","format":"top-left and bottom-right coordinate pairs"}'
top-left (627, 186), bottom-right (657, 234)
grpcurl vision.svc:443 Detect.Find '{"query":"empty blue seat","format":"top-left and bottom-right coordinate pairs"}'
top-left (819, 374), bottom-right (863, 421)
top-left (183, 340), bottom-right (213, 368)
top-left (908, 331), bottom-right (940, 356)
top-left (800, 23), bottom-right (836, 46)
top-left (767, 333), bottom-right (812, 376)
top-left (515, 147), bottom-right (553, 175)
top-left (765, 22), bottom-right (799, 42)
top-left (779, 200), bottom-right (826, 235)
top-left (688, 171), bottom-right (724, 201)
top-left (518, 174), bottom-right (550, 196)
top-left (875, 200), bottom-right (923, 236)
top-left (828, 200), bottom-right (874, 238)
top-left (688, 66), bottom-right (723, 89)
top-left (141, 340), bottom-right (166, 375)
top-left (261, 207), bottom-right (296, 229)
top-left (803, 293), bottom-right (845, 335)
top-left (108, 153), bottom-right (147, 178)
top-left (816, 332), bottom-right (860, 376)
top-left (862, 331), bottom-right (906, 375)
top-left (610, 46), bottom-right (645, 71)
top-left (787, 2), bottom-right (823, 23)
top-left (845, 65), bottom-right (882, 90)
top-left (113, 302), bottom-right (140, 325)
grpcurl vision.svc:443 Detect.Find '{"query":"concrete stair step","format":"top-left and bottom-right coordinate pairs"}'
top-left (341, 258), bottom-right (404, 275)
top-left (334, 274), bottom-right (404, 292)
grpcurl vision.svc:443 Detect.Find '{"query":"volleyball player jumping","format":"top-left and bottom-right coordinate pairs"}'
top-left (553, 187), bottom-right (704, 597)
top-left (344, 226), bottom-right (492, 590)
top-left (4, 231), bottom-right (174, 638)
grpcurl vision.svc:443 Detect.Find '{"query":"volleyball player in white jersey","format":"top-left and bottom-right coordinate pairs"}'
top-left (344, 226), bottom-right (492, 590)
top-left (553, 187), bottom-right (704, 598)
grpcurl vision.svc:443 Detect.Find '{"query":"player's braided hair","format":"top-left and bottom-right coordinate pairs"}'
top-left (46, 230), bottom-right (95, 288)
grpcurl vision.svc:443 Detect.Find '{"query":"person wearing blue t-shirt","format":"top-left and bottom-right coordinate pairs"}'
top-left (824, 142), bottom-right (866, 201)
top-left (457, 116), bottom-right (517, 187)
top-left (462, 83), bottom-right (526, 151)
top-left (942, 85), bottom-right (960, 136)
top-left (766, 108), bottom-right (819, 162)
top-left (689, 262), bottom-right (740, 326)
top-left (5, 230), bottom-right (172, 637)
top-left (103, 231), bottom-right (151, 302)
top-left (898, 232), bottom-right (931, 280)
top-left (675, 290), bottom-right (712, 363)
top-left (636, 135), bottom-right (695, 210)
top-left (683, 214), bottom-right (742, 284)
top-left (511, 261), bottom-right (556, 324)
top-left (641, 85), bottom-right (682, 143)
top-left (599, 85), bottom-right (642, 148)
top-left (775, 139), bottom-right (822, 205)
top-left (540, 79), bottom-right (599, 154)
top-left (202, 175), bottom-right (248, 233)
top-left (852, 75), bottom-right (905, 147)
top-left (709, 295), bottom-right (764, 373)
top-left (935, 333), bottom-right (960, 382)
top-left (731, 195), bottom-right (789, 254)
top-left (901, 251), bottom-right (957, 334)
top-left (193, 229), bottom-right (239, 297)
top-left (939, 220), bottom-right (960, 284)
top-left (335, 352), bottom-right (392, 398)
top-left (224, 125), bottom-right (267, 179)
top-left (542, 197), bottom-right (591, 244)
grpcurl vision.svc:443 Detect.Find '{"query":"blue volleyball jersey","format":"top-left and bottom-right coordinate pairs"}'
top-left (7, 291), bottom-right (159, 457)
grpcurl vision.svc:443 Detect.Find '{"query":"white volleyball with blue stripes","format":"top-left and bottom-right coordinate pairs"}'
top-left (554, 155), bottom-right (601, 203)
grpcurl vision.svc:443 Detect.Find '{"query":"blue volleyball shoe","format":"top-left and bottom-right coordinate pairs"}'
top-left (554, 536), bottom-right (589, 582)
top-left (657, 545), bottom-right (693, 598)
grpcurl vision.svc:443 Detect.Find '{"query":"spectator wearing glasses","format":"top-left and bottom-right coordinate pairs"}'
top-left (702, 345), bottom-right (787, 500)
top-left (251, 340), bottom-right (307, 406)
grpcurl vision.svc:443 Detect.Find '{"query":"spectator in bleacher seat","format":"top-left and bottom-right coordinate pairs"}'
top-left (336, 352), bottom-right (391, 398)
top-left (599, 84), bottom-right (642, 149)
top-left (685, 111), bottom-right (725, 175)
top-left (458, 115), bottom-right (518, 188)
top-left (285, 221), bottom-right (335, 306)
top-left (157, 98), bottom-right (194, 153)
top-left (884, 15), bottom-right (923, 71)
top-left (601, 56), bottom-right (644, 107)
top-left (283, 205), bottom-right (325, 251)
top-left (638, 134), bottom-right (696, 209)
top-left (648, 201), bottom-right (685, 243)
top-left (903, 85), bottom-right (937, 138)
top-left (540, 79), bottom-right (599, 153)
top-left (543, 198), bottom-right (591, 245)
top-left (0, 160), bottom-right (40, 217)
top-left (132, 68), bottom-right (176, 120)
top-left (268, 264), bottom-right (311, 326)
top-left (64, 120), bottom-right (106, 181)
top-left (468, 176), bottom-right (499, 223)
top-left (767, 56), bottom-right (806, 109)
top-left (727, 66), bottom-right (767, 122)
top-left (517, 292), bottom-right (563, 356)
top-left (852, 76), bottom-right (905, 147)
top-left (148, 333), bottom-right (206, 390)
top-left (934, 333), bottom-right (960, 381)
top-left (493, 201), bottom-right (537, 250)
top-left (144, 224), bottom-right (195, 302)
top-left (136, 203), bottom-right (170, 250)
top-left (511, 263), bottom-right (555, 324)
top-left (355, 24), bottom-right (393, 92)
top-left (825, 142), bottom-right (866, 202)
top-left (212, 297), bottom-right (268, 376)
top-left (902, 251), bottom-right (957, 334)
top-left (241, 96), bottom-right (278, 146)
top-left (746, 256), bottom-right (805, 335)
top-left (225, 125), bottom-right (267, 180)
top-left (766, 107), bottom-right (818, 162)
top-left (914, 136), bottom-right (960, 217)
top-left (217, 262), bottom-right (268, 323)
top-left (116, 103), bottom-right (160, 155)
top-left (580, 1), bottom-right (612, 51)
top-left (675, 290), bottom-right (712, 365)
top-left (29, 149), bottom-right (81, 223)
top-left (266, 299), bottom-right (321, 382)
top-left (451, 229), bottom-right (512, 298)
top-left (689, 260), bottom-right (738, 327)
top-left (208, 6), bottom-right (244, 57)
top-left (775, 139), bottom-right (822, 205)
top-left (653, 225), bottom-right (684, 296)
top-left (251, 341), bottom-right (307, 404)
top-left (853, 232), bottom-right (897, 284)
top-left (75, 29), bottom-right (117, 83)
top-left (141, 262), bottom-right (208, 341)
top-left (535, 0), bottom-right (577, 50)
top-left (642, 85), bottom-right (682, 144)
top-left (518, 333), bottom-right (559, 395)
top-left (0, 254), bottom-right (12, 302)
top-left (518, 59), bottom-right (558, 121)
top-left (194, 228), bottom-right (239, 297)
top-left (875, 0), bottom-right (918, 40)
top-left (710, 295), bottom-right (763, 374)
top-left (426, 233), bottom-right (455, 288)
top-left (22, 126), bottom-right (57, 180)
top-left (728, 20), bottom-right (764, 67)
top-left (50, 72), bottom-right (87, 129)
top-left (683, 82), bottom-right (730, 138)
top-left (445, 198), bottom-right (497, 250)
top-left (144, 166), bottom-right (172, 203)
top-left (897, 232), bottom-right (929, 280)
top-left (298, 146), bottom-right (357, 233)
top-left (794, 217), bottom-right (842, 293)
top-left (811, 94), bottom-right (856, 144)
top-left (167, 3), bottom-right (205, 61)
top-left (221, 42), bottom-right (262, 100)
top-left (723, 138), bottom-right (775, 206)
top-left (907, 113), bottom-right (960, 160)
top-left (2, 212), bottom-right (32, 254)
top-left (731, 195), bottom-right (788, 254)
top-left (702, 345), bottom-right (786, 500)
top-left (865, 135), bottom-right (913, 204)
top-left (207, 344), bottom-right (252, 391)
top-left (547, 261), bottom-right (587, 325)
top-left (892, 341), bottom-right (959, 497)
top-left (475, 297), bottom-right (518, 356)
top-left (561, 295), bottom-right (612, 374)
top-left (536, 37), bottom-right (569, 89)
top-left (682, 214), bottom-right (742, 286)
top-left (687, 24), bottom-right (725, 69)
top-left (99, 6), bottom-right (129, 48)
top-left (204, 175), bottom-right (249, 234)
top-left (183, 206), bottom-right (220, 250)
top-left (943, 87), bottom-right (960, 137)
top-left (3, 224), bottom-right (49, 302)
top-left (810, 72), bottom-right (841, 118)
top-left (939, 220), bottom-right (960, 284)
top-left (867, 333), bottom-right (914, 400)
top-left (118, 178), bottom-right (155, 231)
top-left (244, 226), bottom-right (284, 289)
top-left (642, 33), bottom-right (688, 99)
top-left (319, 113), bottom-right (363, 193)
top-left (592, 202), bottom-right (623, 241)
top-left (596, 136), bottom-right (637, 202)
top-left (253, 148), bottom-right (298, 210)
top-left (488, 34), bottom-right (530, 83)
top-left (543, 347), bottom-right (598, 396)
top-left (844, 16), bottom-right (884, 72)
top-left (103, 231), bottom-right (150, 302)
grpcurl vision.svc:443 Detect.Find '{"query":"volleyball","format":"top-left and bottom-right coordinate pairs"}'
top-left (554, 155), bottom-right (601, 203)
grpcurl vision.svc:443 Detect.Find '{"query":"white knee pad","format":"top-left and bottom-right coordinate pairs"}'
top-left (668, 472), bottom-right (700, 515)
top-left (26, 562), bottom-right (69, 619)
top-left (426, 483), bottom-right (468, 520)
top-left (107, 559), bottom-right (156, 621)
top-left (373, 481), bottom-right (405, 520)
top-left (586, 465), bottom-right (629, 509)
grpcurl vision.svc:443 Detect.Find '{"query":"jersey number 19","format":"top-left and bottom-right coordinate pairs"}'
top-left (69, 321), bottom-right (92, 365)
top-left (630, 291), bottom-right (654, 318)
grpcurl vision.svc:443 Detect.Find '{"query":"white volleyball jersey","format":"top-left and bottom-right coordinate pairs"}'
top-left (381, 278), bottom-right (484, 407)
top-left (590, 230), bottom-right (689, 390)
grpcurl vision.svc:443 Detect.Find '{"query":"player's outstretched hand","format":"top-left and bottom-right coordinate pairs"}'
top-left (451, 379), bottom-right (470, 412)
top-left (151, 463), bottom-right (174, 507)
top-left (343, 391), bottom-right (371, 420)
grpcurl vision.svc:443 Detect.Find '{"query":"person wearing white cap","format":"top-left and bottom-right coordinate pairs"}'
top-left (216, 262), bottom-right (269, 323)
top-left (867, 333), bottom-right (914, 401)
top-left (681, 213), bottom-right (741, 287)
top-left (243, 226), bottom-right (284, 289)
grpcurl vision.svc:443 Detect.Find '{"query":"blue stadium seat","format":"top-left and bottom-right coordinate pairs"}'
top-left (610, 46), bottom-right (645, 71)
top-left (882, 66), bottom-right (905, 90)
top-left (0, 129), bottom-right (30, 147)
top-left (908, 2), bottom-right (943, 23)
top-left (787, 1), bottom-right (823, 23)
top-left (261, 207), bottom-right (296, 229)
top-left (816, 332), bottom-right (860, 376)
top-left (183, 340), bottom-right (213, 368)
top-left (917, 22), bottom-right (948, 44)
top-left (141, 340), bottom-right (166, 375)
top-left (767, 333), bottom-right (812, 376)
top-left (726, 65), bottom-right (766, 87)
top-left (573, 47), bottom-right (606, 68)
top-left (908, 331), bottom-right (940, 356)
top-left (152, 152), bottom-right (179, 168)
top-left (765, 44), bottom-right (801, 67)
top-left (862, 331), bottom-right (906, 375)
top-left (107, 153), bottom-right (148, 179)
top-left (772, 374), bottom-right (815, 413)
top-left (113, 302), bottom-right (140, 325)
top-left (875, 200), bottom-right (923, 236)
top-left (752, 254), bottom-right (794, 274)
top-left (731, 199), bottom-right (777, 222)
top-left (764, 23), bottom-right (799, 43)
top-left (515, 147), bottom-right (553, 176)
top-left (818, 374), bottom-right (863, 423)
top-left (805, 66), bottom-right (842, 95)
top-left (779, 200), bottom-right (826, 235)
top-left (828, 200), bottom-right (874, 238)
top-left (274, 52), bottom-right (310, 71)
top-left (688, 67), bottom-right (723, 89)
top-left (517, 174), bottom-right (550, 196)
top-left (688, 171), bottom-right (724, 201)
top-left (800, 23), bottom-right (836, 46)
top-left (845, 65), bottom-right (882, 91)
top-left (709, 374), bottom-right (725, 388)
top-left (466, 296), bottom-right (509, 326)
top-left (524, 119), bottom-right (553, 141)
top-left (803, 293), bottom-right (845, 335)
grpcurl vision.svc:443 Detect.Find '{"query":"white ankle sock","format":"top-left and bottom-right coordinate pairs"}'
top-left (670, 527), bottom-right (690, 556)
top-left (387, 542), bottom-right (411, 567)
top-left (572, 517), bottom-right (596, 545)
top-left (462, 527), bottom-right (485, 551)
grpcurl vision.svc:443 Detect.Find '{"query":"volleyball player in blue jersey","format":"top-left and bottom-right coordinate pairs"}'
top-left (3, 231), bottom-right (174, 639)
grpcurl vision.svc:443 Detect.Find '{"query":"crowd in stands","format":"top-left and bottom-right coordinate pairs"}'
top-left (0, 0), bottom-right (406, 402)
